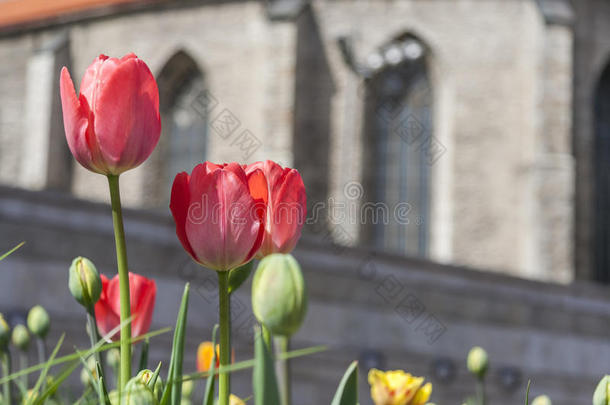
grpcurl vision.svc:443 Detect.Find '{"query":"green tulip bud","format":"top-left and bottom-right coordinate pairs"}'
top-left (593, 375), bottom-right (610, 405)
top-left (80, 356), bottom-right (98, 387)
top-left (466, 346), bottom-right (488, 379)
top-left (69, 257), bottom-right (102, 310)
top-left (252, 253), bottom-right (307, 337)
top-left (180, 400), bottom-right (192, 405)
top-left (531, 395), bottom-right (552, 405)
top-left (106, 347), bottom-right (120, 371)
top-left (27, 305), bottom-right (50, 338)
top-left (11, 324), bottom-right (29, 351)
top-left (133, 369), bottom-right (163, 401)
top-left (0, 314), bottom-right (10, 350)
top-left (182, 379), bottom-right (194, 398)
top-left (124, 372), bottom-right (158, 405)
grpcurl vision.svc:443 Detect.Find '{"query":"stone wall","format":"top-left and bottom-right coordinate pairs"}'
top-left (0, 185), bottom-right (606, 404)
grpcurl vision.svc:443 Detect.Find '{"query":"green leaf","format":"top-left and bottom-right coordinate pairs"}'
top-left (203, 325), bottom-right (219, 405)
top-left (160, 283), bottom-right (190, 405)
top-left (253, 325), bottom-right (281, 405)
top-left (33, 360), bottom-right (81, 405)
top-left (0, 327), bottom-right (171, 385)
top-left (331, 361), bottom-right (358, 405)
top-left (149, 362), bottom-right (162, 391)
top-left (0, 242), bottom-right (24, 261)
top-left (228, 261), bottom-right (254, 294)
top-left (27, 333), bottom-right (65, 405)
top-left (525, 380), bottom-right (531, 405)
top-left (139, 337), bottom-right (150, 371)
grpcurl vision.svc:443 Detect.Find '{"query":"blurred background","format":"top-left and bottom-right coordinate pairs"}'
top-left (0, 0), bottom-right (608, 403)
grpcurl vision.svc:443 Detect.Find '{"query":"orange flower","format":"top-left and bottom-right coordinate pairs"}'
top-left (197, 341), bottom-right (235, 373)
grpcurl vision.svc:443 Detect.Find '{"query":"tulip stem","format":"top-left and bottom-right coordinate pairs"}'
top-left (1, 352), bottom-right (10, 404)
top-left (476, 377), bottom-right (486, 405)
top-left (217, 271), bottom-right (231, 405)
top-left (107, 174), bottom-right (132, 395)
top-left (86, 311), bottom-right (106, 383)
top-left (18, 352), bottom-right (27, 390)
top-left (275, 336), bottom-right (291, 405)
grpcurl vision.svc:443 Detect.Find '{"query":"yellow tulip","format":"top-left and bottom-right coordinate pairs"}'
top-left (229, 394), bottom-right (245, 405)
top-left (368, 369), bottom-right (433, 405)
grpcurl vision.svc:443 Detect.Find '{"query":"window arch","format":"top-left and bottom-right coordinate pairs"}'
top-left (362, 34), bottom-right (433, 257)
top-left (593, 61), bottom-right (610, 282)
top-left (147, 50), bottom-right (208, 208)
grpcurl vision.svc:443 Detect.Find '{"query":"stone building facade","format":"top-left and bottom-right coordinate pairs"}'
top-left (0, 0), bottom-right (578, 282)
top-left (1, 0), bottom-right (609, 403)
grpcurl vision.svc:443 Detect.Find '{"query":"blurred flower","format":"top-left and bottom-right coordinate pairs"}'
top-left (59, 53), bottom-right (161, 175)
top-left (133, 369), bottom-right (163, 401)
top-left (531, 395), bottom-right (552, 405)
top-left (11, 324), bottom-right (29, 351)
top-left (27, 305), bottom-right (50, 339)
top-left (466, 346), bottom-right (488, 379)
top-left (170, 162), bottom-right (265, 271)
top-left (0, 313), bottom-right (10, 350)
top-left (182, 379), bottom-right (194, 398)
top-left (106, 347), bottom-right (121, 371)
top-left (594, 375), bottom-right (610, 405)
top-left (80, 356), bottom-right (98, 388)
top-left (368, 369), bottom-right (432, 405)
top-left (197, 341), bottom-right (234, 374)
top-left (69, 256), bottom-right (102, 311)
top-left (245, 160), bottom-right (306, 257)
top-left (94, 272), bottom-right (156, 341)
top-left (252, 253), bottom-right (307, 336)
top-left (229, 394), bottom-right (246, 405)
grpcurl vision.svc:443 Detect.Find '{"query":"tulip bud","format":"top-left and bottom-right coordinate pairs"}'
top-left (466, 346), bottom-right (488, 379)
top-left (80, 356), bottom-right (98, 387)
top-left (531, 395), bottom-right (552, 405)
top-left (69, 257), bottom-right (102, 310)
top-left (593, 375), bottom-right (610, 405)
top-left (11, 324), bottom-right (29, 351)
top-left (0, 314), bottom-right (10, 350)
top-left (182, 380), bottom-right (194, 398)
top-left (132, 369), bottom-right (163, 400)
top-left (124, 372), bottom-right (158, 405)
top-left (106, 348), bottom-right (120, 371)
top-left (252, 253), bottom-right (307, 337)
top-left (27, 305), bottom-right (50, 338)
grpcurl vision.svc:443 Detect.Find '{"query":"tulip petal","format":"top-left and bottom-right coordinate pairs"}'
top-left (186, 168), bottom-right (262, 270)
top-left (93, 56), bottom-right (160, 173)
top-left (170, 171), bottom-right (197, 260)
top-left (60, 67), bottom-right (101, 173)
top-left (271, 169), bottom-right (306, 253)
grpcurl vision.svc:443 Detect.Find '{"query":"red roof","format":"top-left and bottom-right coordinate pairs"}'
top-left (0, 0), bottom-right (148, 29)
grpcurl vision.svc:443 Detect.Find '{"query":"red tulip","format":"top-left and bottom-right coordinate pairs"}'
top-left (94, 272), bottom-right (156, 341)
top-left (170, 162), bottom-right (265, 271)
top-left (245, 161), bottom-right (306, 257)
top-left (59, 53), bottom-right (161, 175)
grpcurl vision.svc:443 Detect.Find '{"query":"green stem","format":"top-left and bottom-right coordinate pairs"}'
top-left (1, 352), bottom-right (10, 404)
top-left (274, 336), bottom-right (291, 405)
top-left (36, 338), bottom-right (45, 365)
top-left (262, 325), bottom-right (272, 351)
top-left (476, 377), bottom-right (486, 405)
top-left (18, 353), bottom-right (27, 390)
top-left (87, 311), bottom-right (106, 396)
top-left (107, 174), bottom-right (132, 395)
top-left (217, 271), bottom-right (231, 405)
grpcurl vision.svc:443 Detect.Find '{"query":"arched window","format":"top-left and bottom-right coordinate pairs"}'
top-left (148, 51), bottom-right (208, 207)
top-left (594, 62), bottom-right (610, 282)
top-left (362, 35), bottom-right (433, 257)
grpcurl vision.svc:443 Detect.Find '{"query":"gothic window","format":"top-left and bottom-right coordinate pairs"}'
top-left (149, 51), bottom-right (208, 207)
top-left (363, 35), bottom-right (433, 257)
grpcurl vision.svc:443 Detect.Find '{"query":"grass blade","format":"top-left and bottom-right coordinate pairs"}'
top-left (331, 361), bottom-right (358, 405)
top-left (27, 333), bottom-right (64, 405)
top-left (0, 242), bottom-right (24, 261)
top-left (203, 324), bottom-right (219, 405)
top-left (139, 338), bottom-right (150, 372)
